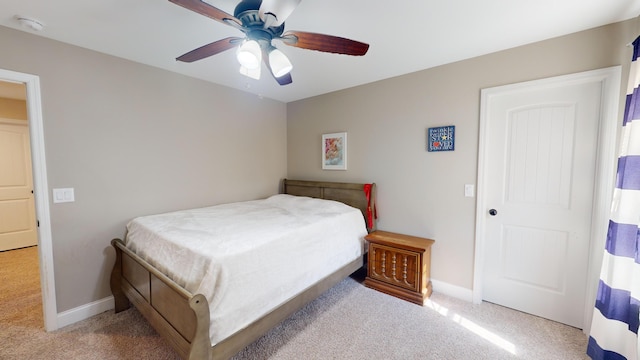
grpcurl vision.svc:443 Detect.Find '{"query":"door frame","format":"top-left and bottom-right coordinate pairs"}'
top-left (472, 66), bottom-right (621, 332)
top-left (0, 69), bottom-right (57, 331)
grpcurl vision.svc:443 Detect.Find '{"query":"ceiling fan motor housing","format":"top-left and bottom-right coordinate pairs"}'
top-left (234, 0), bottom-right (285, 42)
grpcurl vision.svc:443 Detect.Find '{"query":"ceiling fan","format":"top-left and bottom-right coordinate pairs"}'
top-left (169, 0), bottom-right (370, 85)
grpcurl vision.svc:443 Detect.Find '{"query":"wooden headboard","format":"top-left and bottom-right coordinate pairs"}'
top-left (281, 179), bottom-right (376, 232)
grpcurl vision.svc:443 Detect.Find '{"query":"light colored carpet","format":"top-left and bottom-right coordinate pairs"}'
top-left (1, 247), bottom-right (589, 359)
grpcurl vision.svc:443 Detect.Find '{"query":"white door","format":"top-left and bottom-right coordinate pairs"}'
top-left (0, 121), bottom-right (38, 251)
top-left (480, 77), bottom-right (604, 328)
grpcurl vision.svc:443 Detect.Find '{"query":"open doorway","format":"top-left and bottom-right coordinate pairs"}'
top-left (0, 81), bottom-right (37, 251)
top-left (0, 70), bottom-right (57, 332)
top-left (0, 80), bottom-right (42, 330)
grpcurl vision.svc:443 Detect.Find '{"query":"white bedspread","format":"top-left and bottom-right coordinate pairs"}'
top-left (125, 194), bottom-right (367, 345)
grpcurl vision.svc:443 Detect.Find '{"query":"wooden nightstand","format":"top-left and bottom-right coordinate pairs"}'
top-left (364, 231), bottom-right (435, 305)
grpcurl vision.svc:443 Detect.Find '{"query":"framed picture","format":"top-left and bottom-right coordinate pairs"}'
top-left (427, 125), bottom-right (455, 152)
top-left (322, 132), bottom-right (347, 170)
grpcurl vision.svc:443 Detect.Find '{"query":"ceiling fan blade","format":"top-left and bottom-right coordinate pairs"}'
top-left (176, 37), bottom-right (242, 62)
top-left (281, 31), bottom-right (369, 56)
top-left (169, 0), bottom-right (242, 27)
top-left (259, 0), bottom-right (301, 27)
top-left (262, 48), bottom-right (293, 85)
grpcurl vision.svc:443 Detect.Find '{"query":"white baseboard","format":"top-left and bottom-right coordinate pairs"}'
top-left (53, 280), bottom-right (472, 329)
top-left (431, 279), bottom-right (473, 302)
top-left (56, 296), bottom-right (115, 329)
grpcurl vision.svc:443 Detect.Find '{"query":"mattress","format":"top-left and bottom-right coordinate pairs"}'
top-left (125, 194), bottom-right (367, 345)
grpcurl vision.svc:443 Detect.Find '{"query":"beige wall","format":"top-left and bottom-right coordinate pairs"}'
top-left (0, 26), bottom-right (287, 312)
top-left (0, 97), bottom-right (27, 120)
top-left (0, 17), bottom-right (636, 314)
top-left (287, 19), bottom-right (638, 290)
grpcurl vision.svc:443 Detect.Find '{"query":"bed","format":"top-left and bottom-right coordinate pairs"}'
top-left (109, 179), bottom-right (377, 360)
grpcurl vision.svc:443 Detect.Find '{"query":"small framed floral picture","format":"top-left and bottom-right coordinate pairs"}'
top-left (322, 132), bottom-right (347, 170)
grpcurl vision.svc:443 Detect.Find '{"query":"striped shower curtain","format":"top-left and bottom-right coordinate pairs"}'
top-left (587, 36), bottom-right (640, 360)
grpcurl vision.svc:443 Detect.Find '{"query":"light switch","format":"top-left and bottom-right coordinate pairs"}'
top-left (464, 184), bottom-right (475, 197)
top-left (53, 188), bottom-right (75, 203)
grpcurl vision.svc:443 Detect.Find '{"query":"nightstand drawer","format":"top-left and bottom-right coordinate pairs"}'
top-left (368, 243), bottom-right (420, 292)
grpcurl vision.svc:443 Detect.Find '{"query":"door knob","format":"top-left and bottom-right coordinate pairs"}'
top-left (489, 209), bottom-right (497, 216)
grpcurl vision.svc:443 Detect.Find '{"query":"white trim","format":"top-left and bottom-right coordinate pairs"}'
top-left (473, 67), bottom-right (621, 333)
top-left (52, 279), bottom-right (471, 328)
top-left (583, 65), bottom-right (622, 335)
top-left (56, 279), bottom-right (471, 329)
top-left (57, 296), bottom-right (115, 328)
top-left (473, 82), bottom-right (491, 305)
top-left (432, 279), bottom-right (474, 302)
top-left (60, 282), bottom-right (469, 328)
top-left (0, 69), bottom-right (58, 331)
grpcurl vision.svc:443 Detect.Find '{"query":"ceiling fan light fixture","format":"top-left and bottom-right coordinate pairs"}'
top-left (258, 0), bottom-right (301, 26)
top-left (268, 48), bottom-right (293, 77)
top-left (236, 40), bottom-right (262, 69)
top-left (239, 65), bottom-right (261, 80)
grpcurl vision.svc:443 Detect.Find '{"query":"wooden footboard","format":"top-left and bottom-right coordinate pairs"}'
top-left (110, 238), bottom-right (211, 359)
top-left (111, 238), bottom-right (363, 360)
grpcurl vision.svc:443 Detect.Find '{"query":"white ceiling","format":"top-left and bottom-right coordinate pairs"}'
top-left (1, 0), bottom-right (639, 103)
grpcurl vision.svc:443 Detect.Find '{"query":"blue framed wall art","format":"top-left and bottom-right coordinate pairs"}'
top-left (427, 125), bottom-right (455, 152)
